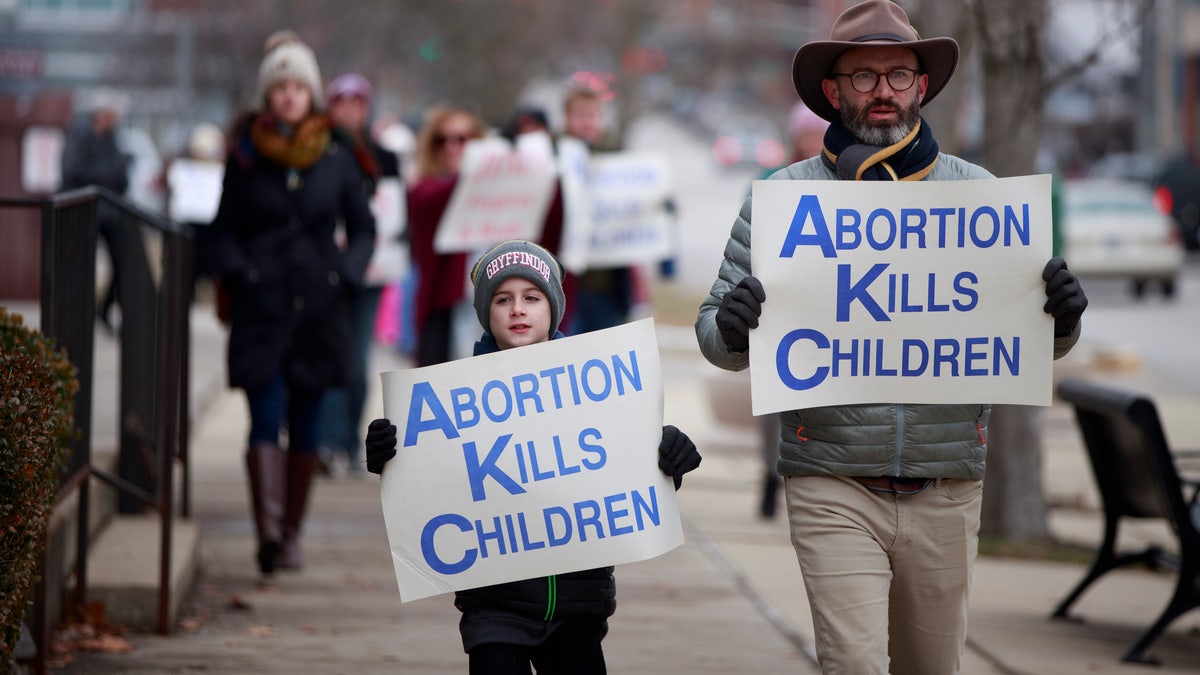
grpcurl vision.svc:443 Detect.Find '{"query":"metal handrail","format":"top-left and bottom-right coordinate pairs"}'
top-left (0, 186), bottom-right (192, 674)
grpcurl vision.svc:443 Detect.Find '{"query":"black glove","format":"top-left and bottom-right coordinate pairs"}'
top-left (658, 425), bottom-right (702, 490)
top-left (1042, 258), bottom-right (1087, 337)
top-left (365, 418), bottom-right (397, 475)
top-left (716, 276), bottom-right (765, 352)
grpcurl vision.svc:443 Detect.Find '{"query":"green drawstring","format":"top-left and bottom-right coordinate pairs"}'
top-left (543, 575), bottom-right (558, 621)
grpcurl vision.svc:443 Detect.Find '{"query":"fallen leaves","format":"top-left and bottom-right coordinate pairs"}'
top-left (47, 602), bottom-right (132, 667)
top-left (246, 624), bottom-right (277, 638)
top-left (226, 594), bottom-right (253, 611)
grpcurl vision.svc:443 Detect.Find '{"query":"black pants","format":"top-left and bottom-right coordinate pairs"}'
top-left (97, 217), bottom-right (122, 323)
top-left (467, 619), bottom-right (607, 675)
top-left (417, 308), bottom-right (454, 366)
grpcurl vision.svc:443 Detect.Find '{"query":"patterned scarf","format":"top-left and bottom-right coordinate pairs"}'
top-left (820, 116), bottom-right (939, 181)
top-left (249, 113), bottom-right (331, 170)
top-left (331, 123), bottom-right (381, 187)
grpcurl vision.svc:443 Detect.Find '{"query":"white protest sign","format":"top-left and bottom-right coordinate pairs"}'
top-left (556, 136), bottom-right (594, 274)
top-left (379, 318), bottom-right (681, 602)
top-left (583, 153), bottom-right (675, 268)
top-left (434, 137), bottom-right (557, 253)
top-left (365, 176), bottom-right (408, 286)
top-left (372, 176), bottom-right (405, 239)
top-left (21, 126), bottom-right (64, 194)
top-left (166, 159), bottom-right (223, 224)
top-left (749, 175), bottom-right (1053, 415)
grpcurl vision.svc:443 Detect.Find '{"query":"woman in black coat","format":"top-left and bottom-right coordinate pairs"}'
top-left (211, 34), bottom-right (374, 577)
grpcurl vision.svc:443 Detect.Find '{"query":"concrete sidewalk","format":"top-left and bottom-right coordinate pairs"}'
top-left (39, 309), bottom-right (1200, 673)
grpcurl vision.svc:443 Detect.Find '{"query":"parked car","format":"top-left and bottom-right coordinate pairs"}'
top-left (1061, 178), bottom-right (1184, 298)
top-left (1153, 155), bottom-right (1200, 250)
top-left (711, 121), bottom-right (785, 169)
top-left (1086, 151), bottom-right (1163, 184)
top-left (1087, 152), bottom-right (1200, 250)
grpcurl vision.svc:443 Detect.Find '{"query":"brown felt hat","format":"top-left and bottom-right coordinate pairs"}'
top-left (792, 0), bottom-right (959, 122)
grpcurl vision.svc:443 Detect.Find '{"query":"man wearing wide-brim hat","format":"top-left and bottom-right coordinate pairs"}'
top-left (695, 1), bottom-right (1089, 672)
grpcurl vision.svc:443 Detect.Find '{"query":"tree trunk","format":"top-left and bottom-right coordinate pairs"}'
top-left (908, 1), bottom-right (975, 157)
top-left (968, 0), bottom-right (1051, 539)
top-left (980, 405), bottom-right (1049, 538)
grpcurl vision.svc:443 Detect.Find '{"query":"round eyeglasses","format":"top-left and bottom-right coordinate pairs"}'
top-left (830, 67), bottom-right (918, 93)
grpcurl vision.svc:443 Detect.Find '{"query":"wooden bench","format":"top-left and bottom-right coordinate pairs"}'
top-left (1050, 377), bottom-right (1200, 665)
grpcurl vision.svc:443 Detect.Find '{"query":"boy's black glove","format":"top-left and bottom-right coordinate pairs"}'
top-left (365, 418), bottom-right (397, 475)
top-left (1042, 257), bottom-right (1088, 337)
top-left (658, 425), bottom-right (702, 490)
top-left (716, 276), bottom-right (765, 352)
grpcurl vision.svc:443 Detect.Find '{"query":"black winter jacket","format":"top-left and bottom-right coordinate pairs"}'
top-left (211, 114), bottom-right (375, 392)
top-left (60, 116), bottom-right (130, 195)
top-left (453, 332), bottom-right (617, 622)
top-left (453, 566), bottom-right (616, 621)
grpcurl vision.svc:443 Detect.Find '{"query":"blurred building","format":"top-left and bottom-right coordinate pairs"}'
top-left (0, 0), bottom-right (264, 298)
top-left (1042, 0), bottom-right (1200, 173)
top-left (4, 0), bottom-right (1199, 296)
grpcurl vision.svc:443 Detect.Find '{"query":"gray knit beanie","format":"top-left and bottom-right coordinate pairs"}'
top-left (471, 240), bottom-right (566, 337)
top-left (256, 38), bottom-right (324, 108)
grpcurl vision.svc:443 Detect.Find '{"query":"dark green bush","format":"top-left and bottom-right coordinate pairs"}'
top-left (0, 307), bottom-right (77, 668)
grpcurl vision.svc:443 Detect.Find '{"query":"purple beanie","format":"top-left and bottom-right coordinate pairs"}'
top-left (327, 73), bottom-right (374, 103)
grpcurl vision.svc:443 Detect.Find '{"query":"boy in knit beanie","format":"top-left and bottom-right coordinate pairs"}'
top-left (364, 239), bottom-right (701, 672)
top-left (470, 239), bottom-right (568, 350)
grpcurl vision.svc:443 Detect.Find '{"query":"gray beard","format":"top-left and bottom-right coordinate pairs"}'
top-left (841, 96), bottom-right (920, 146)
top-left (851, 123), bottom-right (910, 147)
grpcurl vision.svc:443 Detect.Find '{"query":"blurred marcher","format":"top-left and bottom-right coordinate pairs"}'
top-left (166, 121), bottom-right (226, 301)
top-left (562, 86), bottom-right (609, 150)
top-left (406, 105), bottom-right (485, 367)
top-left (785, 100), bottom-right (829, 165)
top-left (696, 1), bottom-right (1088, 671)
top-left (61, 87), bottom-right (132, 334)
top-left (501, 104), bottom-right (551, 143)
top-left (317, 72), bottom-right (403, 477)
top-left (502, 102), bottom-right (570, 291)
top-left (376, 117), bottom-right (417, 181)
top-left (371, 117), bottom-right (420, 357)
top-left (210, 33), bottom-right (375, 578)
top-left (756, 101), bottom-right (829, 520)
top-left (560, 86), bottom-right (637, 335)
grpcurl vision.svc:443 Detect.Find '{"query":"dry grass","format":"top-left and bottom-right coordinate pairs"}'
top-left (978, 536), bottom-right (1101, 565)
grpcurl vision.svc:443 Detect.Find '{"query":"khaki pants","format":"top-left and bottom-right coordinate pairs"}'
top-left (784, 475), bottom-right (983, 675)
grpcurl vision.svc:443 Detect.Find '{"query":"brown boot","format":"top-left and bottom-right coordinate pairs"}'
top-left (245, 442), bottom-right (286, 576)
top-left (279, 452), bottom-right (320, 570)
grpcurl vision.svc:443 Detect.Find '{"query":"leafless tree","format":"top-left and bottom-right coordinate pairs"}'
top-left (961, 0), bottom-right (1155, 540)
top-left (260, 0), bottom-right (666, 133)
top-left (907, 1), bottom-right (976, 157)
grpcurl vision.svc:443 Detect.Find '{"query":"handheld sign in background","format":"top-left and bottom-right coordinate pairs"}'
top-left (556, 136), bottom-right (594, 274)
top-left (379, 318), bottom-right (681, 602)
top-left (749, 175), bottom-right (1053, 415)
top-left (434, 136), bottom-right (557, 253)
top-left (166, 158), bottom-right (223, 224)
top-left (583, 153), bottom-right (675, 268)
top-left (364, 176), bottom-right (408, 287)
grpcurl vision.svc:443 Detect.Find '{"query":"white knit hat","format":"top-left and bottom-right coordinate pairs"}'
top-left (256, 39), bottom-right (324, 108)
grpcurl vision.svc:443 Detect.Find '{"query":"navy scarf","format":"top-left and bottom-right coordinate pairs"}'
top-left (473, 330), bottom-right (565, 356)
top-left (820, 116), bottom-right (939, 181)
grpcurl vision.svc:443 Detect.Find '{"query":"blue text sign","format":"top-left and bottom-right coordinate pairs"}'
top-left (379, 319), bottom-right (682, 601)
top-left (748, 175), bottom-right (1054, 414)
